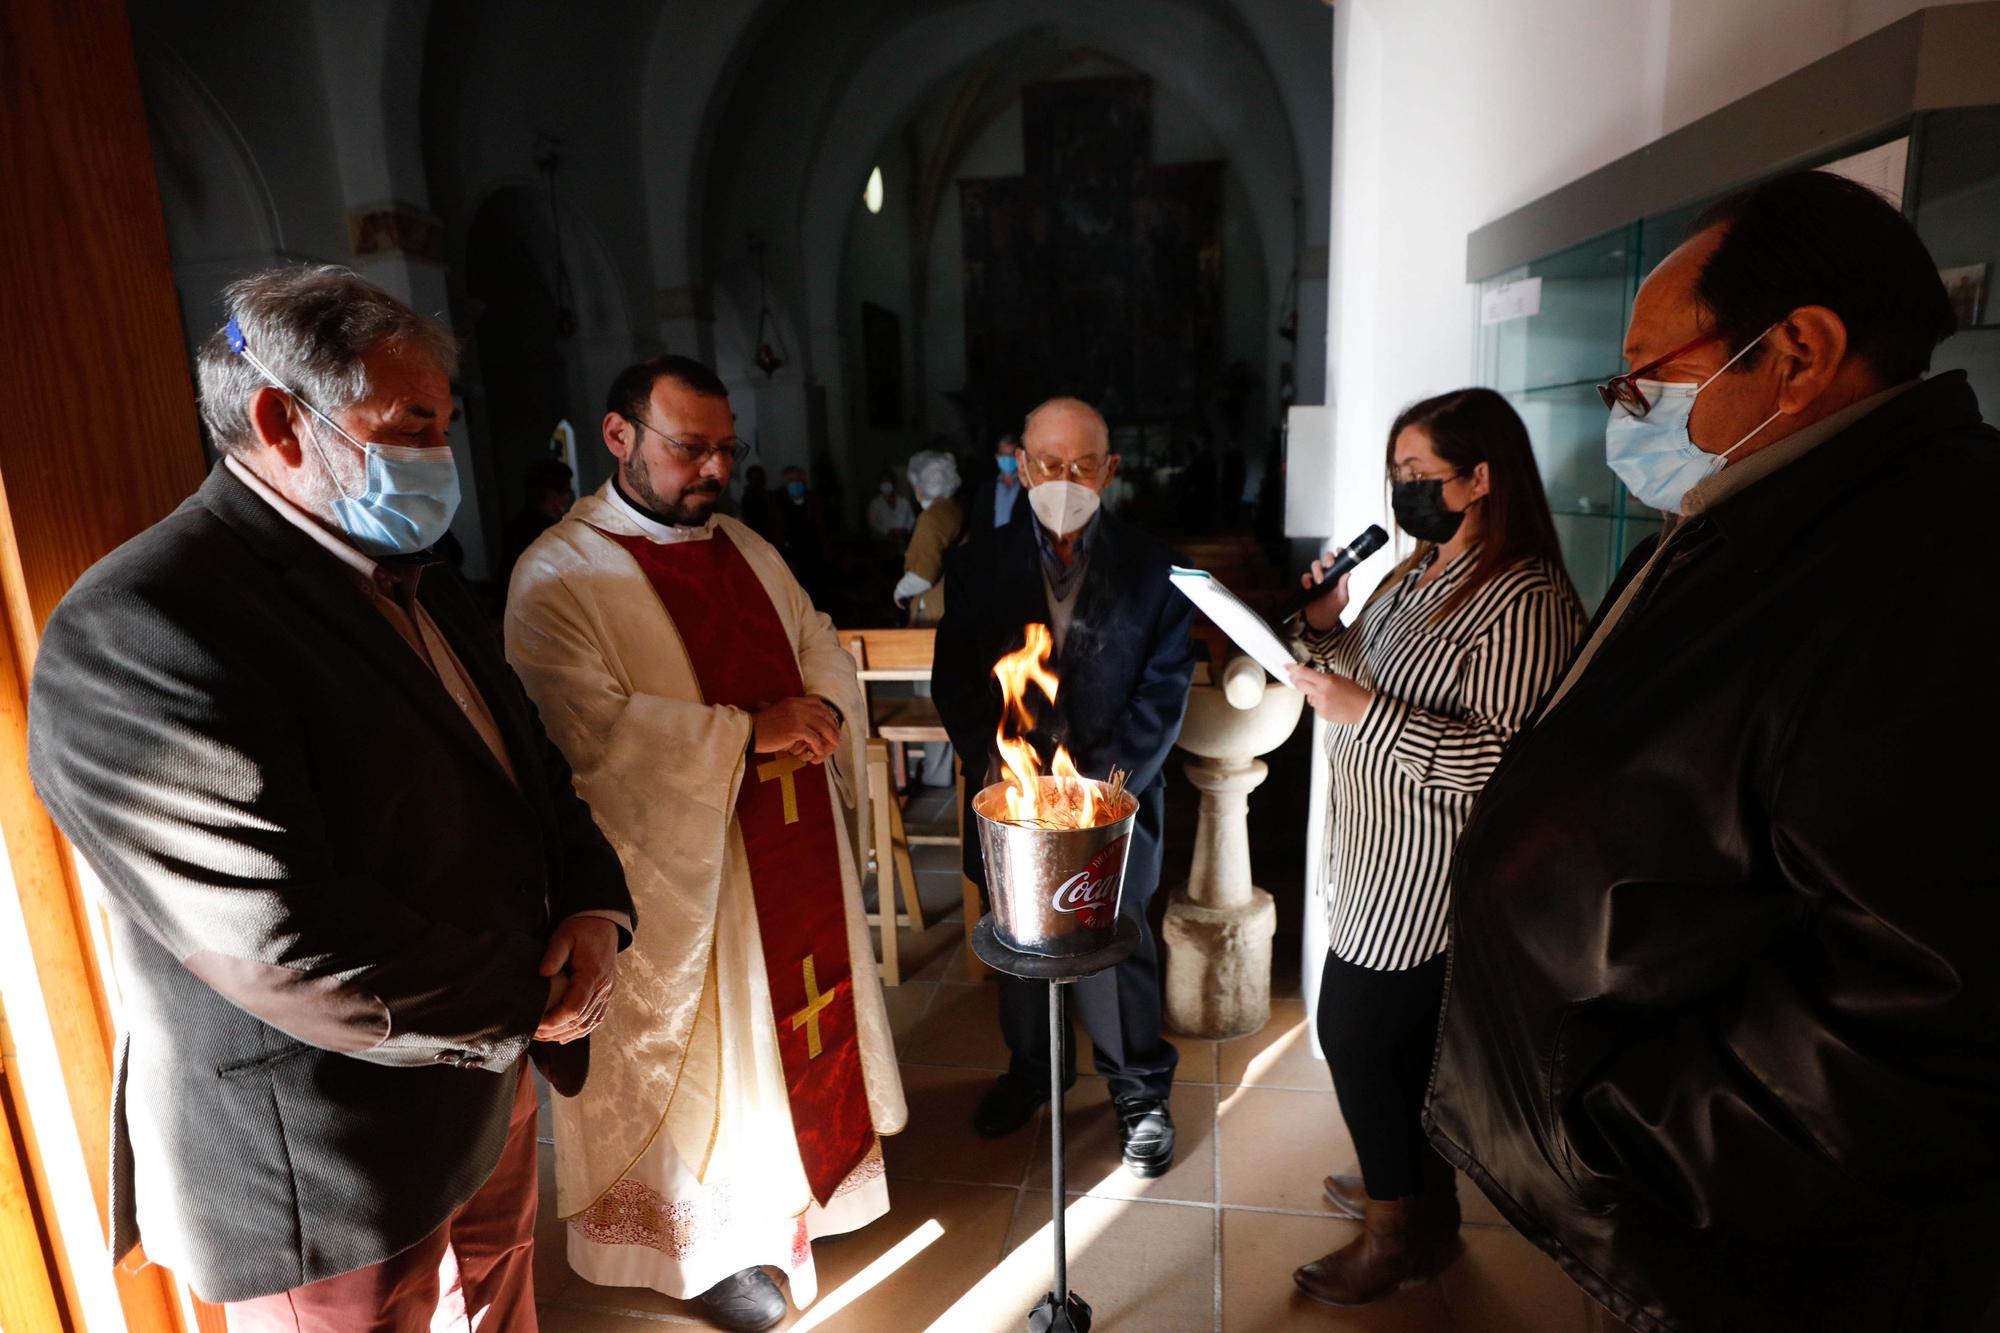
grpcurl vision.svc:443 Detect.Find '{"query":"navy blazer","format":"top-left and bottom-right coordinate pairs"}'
top-left (934, 505), bottom-right (1195, 899)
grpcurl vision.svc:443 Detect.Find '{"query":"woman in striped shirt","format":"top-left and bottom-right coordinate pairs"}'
top-left (1284, 388), bottom-right (1585, 1307)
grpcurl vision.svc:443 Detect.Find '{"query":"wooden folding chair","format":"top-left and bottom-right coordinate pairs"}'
top-left (837, 627), bottom-right (984, 984)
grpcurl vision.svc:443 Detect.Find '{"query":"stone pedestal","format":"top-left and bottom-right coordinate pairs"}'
top-left (1164, 655), bottom-right (1305, 1040)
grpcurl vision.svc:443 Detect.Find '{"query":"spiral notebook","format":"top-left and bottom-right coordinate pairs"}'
top-left (1168, 566), bottom-right (1303, 683)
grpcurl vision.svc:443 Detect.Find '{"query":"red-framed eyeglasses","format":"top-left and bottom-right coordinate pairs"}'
top-left (1596, 331), bottom-right (1725, 419)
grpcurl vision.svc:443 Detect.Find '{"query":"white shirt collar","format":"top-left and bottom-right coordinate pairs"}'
top-left (224, 455), bottom-right (379, 579)
top-left (606, 480), bottom-right (715, 544)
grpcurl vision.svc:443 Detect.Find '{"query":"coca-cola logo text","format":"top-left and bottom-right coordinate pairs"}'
top-left (1050, 836), bottom-right (1129, 930)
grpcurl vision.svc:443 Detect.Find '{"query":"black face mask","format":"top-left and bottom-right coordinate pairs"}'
top-left (1391, 477), bottom-right (1465, 543)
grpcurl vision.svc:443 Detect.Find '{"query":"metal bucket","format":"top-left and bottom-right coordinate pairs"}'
top-left (973, 778), bottom-right (1139, 958)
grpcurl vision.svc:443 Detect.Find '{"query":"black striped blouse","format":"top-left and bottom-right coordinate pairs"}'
top-left (1298, 549), bottom-right (1584, 970)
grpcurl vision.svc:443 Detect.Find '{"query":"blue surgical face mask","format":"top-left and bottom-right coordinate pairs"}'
top-left (997, 454), bottom-right (1019, 478)
top-left (1604, 327), bottom-right (1781, 513)
top-left (225, 318), bottom-right (461, 556)
top-left (322, 433), bottom-right (462, 557)
top-left (787, 480), bottom-right (807, 500)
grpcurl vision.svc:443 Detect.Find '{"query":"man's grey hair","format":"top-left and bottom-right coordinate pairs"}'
top-left (196, 264), bottom-right (459, 456)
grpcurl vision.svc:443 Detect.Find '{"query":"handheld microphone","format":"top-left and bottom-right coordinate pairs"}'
top-left (1292, 524), bottom-right (1388, 618)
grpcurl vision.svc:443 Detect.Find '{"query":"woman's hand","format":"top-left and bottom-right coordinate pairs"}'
top-left (1298, 560), bottom-right (1353, 631)
top-left (1286, 664), bottom-right (1374, 726)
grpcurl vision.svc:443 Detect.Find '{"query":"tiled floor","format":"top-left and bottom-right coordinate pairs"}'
top-left (533, 911), bottom-right (1615, 1331)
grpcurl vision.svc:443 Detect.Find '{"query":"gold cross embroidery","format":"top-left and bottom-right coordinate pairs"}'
top-left (756, 753), bottom-right (808, 824)
top-left (790, 955), bottom-right (835, 1059)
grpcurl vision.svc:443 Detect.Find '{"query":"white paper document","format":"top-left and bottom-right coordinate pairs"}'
top-left (1169, 566), bottom-right (1301, 683)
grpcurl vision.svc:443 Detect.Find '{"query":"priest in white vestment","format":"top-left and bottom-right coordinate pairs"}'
top-left (504, 355), bottom-right (906, 1332)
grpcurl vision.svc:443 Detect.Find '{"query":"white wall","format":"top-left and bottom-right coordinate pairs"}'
top-left (1320, 0), bottom-right (1987, 566)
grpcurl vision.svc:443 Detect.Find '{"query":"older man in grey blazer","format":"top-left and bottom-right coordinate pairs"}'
top-left (28, 265), bottom-right (633, 1329)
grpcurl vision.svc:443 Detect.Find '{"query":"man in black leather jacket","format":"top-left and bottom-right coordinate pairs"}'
top-left (1429, 170), bottom-right (2000, 1332)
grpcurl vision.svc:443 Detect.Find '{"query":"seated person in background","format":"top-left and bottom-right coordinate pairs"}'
top-left (1430, 168), bottom-right (2000, 1332)
top-left (865, 466), bottom-right (915, 546)
top-left (968, 432), bottom-right (1023, 535)
top-left (500, 455), bottom-right (575, 585)
top-left (934, 397), bottom-right (1194, 1179)
top-left (894, 449), bottom-right (964, 626)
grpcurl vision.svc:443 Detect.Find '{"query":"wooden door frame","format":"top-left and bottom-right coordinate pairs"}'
top-left (1, 0), bottom-right (233, 1327)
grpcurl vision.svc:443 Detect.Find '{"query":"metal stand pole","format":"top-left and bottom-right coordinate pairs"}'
top-left (972, 915), bottom-right (1132, 1332)
top-left (1049, 978), bottom-right (1067, 1303)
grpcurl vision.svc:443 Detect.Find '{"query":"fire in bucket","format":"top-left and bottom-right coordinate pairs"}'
top-left (974, 624), bottom-right (1140, 958)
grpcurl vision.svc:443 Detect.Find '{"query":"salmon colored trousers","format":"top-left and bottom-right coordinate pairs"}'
top-left (225, 1067), bottom-right (542, 1333)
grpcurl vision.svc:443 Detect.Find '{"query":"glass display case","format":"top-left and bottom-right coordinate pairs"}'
top-left (1477, 105), bottom-right (2000, 611)
top-left (1474, 224), bottom-right (1656, 610)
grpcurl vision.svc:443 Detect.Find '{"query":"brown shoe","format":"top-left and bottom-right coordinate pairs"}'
top-left (1293, 1192), bottom-right (1464, 1306)
top-left (1321, 1174), bottom-right (1367, 1220)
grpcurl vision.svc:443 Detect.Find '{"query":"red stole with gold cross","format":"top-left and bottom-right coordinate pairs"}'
top-left (602, 525), bottom-right (873, 1205)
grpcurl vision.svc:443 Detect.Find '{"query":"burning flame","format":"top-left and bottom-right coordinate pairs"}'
top-left (992, 624), bottom-right (1100, 828)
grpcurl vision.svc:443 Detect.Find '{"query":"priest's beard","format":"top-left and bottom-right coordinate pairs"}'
top-left (623, 449), bottom-right (722, 527)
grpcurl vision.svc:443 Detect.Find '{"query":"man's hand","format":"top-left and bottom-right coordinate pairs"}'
top-left (753, 696), bottom-right (841, 762)
top-left (536, 915), bottom-right (620, 1043)
top-left (1286, 663), bottom-right (1374, 726)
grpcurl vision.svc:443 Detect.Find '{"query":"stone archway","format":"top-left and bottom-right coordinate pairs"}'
top-left (133, 33), bottom-right (281, 368)
top-left (782, 1), bottom-right (1307, 477)
top-left (461, 182), bottom-right (633, 563)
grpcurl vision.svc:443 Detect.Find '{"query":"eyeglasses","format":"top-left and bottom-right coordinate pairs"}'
top-left (624, 415), bottom-right (751, 467)
top-left (1022, 451), bottom-right (1109, 482)
top-left (1390, 465), bottom-right (1463, 486)
top-left (1596, 331), bottom-right (1726, 419)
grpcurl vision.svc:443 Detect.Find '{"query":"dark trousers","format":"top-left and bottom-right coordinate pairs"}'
top-left (997, 892), bottom-right (1179, 1103)
top-left (1317, 949), bottom-right (1448, 1200)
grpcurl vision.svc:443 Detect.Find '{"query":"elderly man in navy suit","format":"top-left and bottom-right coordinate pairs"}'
top-left (934, 396), bottom-right (1195, 1177)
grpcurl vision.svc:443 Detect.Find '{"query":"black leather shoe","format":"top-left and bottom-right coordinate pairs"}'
top-left (973, 1072), bottom-right (1059, 1139)
top-left (1114, 1096), bottom-right (1175, 1177)
top-left (696, 1266), bottom-right (786, 1331)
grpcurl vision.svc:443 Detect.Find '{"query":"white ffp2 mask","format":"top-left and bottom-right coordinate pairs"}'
top-left (1027, 480), bottom-right (1100, 537)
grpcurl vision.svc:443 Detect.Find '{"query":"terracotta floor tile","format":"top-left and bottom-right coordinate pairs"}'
top-left (537, 1302), bottom-right (703, 1329)
top-left (535, 1181), bottom-right (1016, 1331)
top-left (936, 1191), bottom-right (1216, 1332)
top-left (1025, 1076), bottom-right (1216, 1204)
top-left (1435, 1226), bottom-right (1595, 1333)
top-left (901, 980), bottom-right (1013, 1071)
top-left (788, 1179), bottom-right (1020, 1331)
top-left (1217, 1085), bottom-right (1356, 1211)
top-left (884, 1063), bottom-right (1039, 1186)
top-left (1217, 998), bottom-right (1328, 1090)
top-left (1221, 1208), bottom-right (1453, 1332)
top-left (882, 978), bottom-right (937, 1042)
top-left (911, 921), bottom-right (987, 985)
